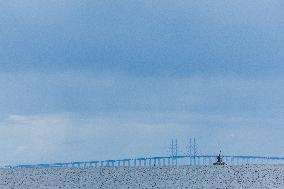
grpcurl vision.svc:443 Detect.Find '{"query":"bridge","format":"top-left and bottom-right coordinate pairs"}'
top-left (14, 155), bottom-right (284, 168)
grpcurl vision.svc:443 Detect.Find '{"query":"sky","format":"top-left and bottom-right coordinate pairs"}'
top-left (0, 0), bottom-right (284, 165)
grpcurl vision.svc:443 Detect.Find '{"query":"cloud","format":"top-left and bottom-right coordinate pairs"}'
top-left (0, 72), bottom-right (283, 165)
top-left (0, 1), bottom-right (283, 75)
top-left (2, 71), bottom-right (284, 117)
top-left (1, 110), bottom-right (284, 165)
top-left (0, 114), bottom-right (71, 164)
top-left (0, 0), bottom-right (283, 165)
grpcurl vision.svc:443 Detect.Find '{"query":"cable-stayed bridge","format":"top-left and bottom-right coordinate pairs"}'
top-left (14, 155), bottom-right (284, 168)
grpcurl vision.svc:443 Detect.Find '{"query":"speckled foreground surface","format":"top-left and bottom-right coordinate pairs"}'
top-left (0, 165), bottom-right (284, 188)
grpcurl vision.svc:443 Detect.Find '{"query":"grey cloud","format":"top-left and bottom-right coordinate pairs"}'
top-left (0, 72), bottom-right (284, 165)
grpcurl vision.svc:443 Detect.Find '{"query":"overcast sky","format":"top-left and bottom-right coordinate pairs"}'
top-left (0, 0), bottom-right (284, 165)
